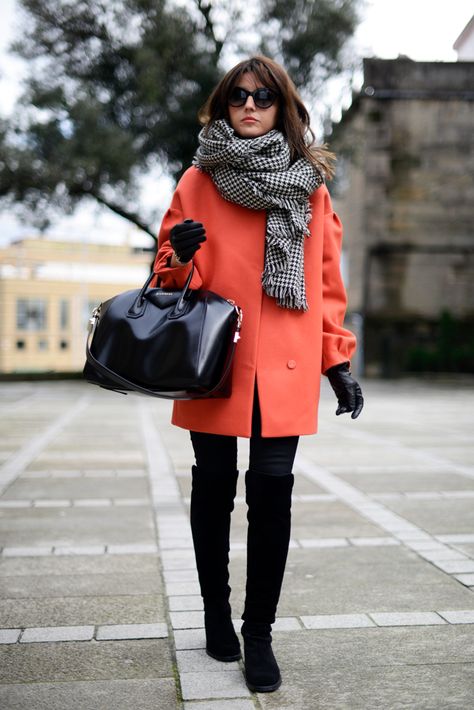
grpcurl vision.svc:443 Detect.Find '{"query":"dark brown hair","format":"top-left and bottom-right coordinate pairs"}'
top-left (198, 55), bottom-right (335, 179)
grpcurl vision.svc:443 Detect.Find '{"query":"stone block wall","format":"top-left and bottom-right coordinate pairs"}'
top-left (331, 59), bottom-right (474, 374)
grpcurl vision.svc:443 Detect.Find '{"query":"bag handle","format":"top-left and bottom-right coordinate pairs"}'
top-left (128, 263), bottom-right (195, 318)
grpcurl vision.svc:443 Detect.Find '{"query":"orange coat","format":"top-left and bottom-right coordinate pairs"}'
top-left (153, 166), bottom-right (356, 438)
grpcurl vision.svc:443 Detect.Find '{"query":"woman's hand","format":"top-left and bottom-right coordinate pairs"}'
top-left (325, 362), bottom-right (364, 419)
top-left (170, 219), bottom-right (207, 264)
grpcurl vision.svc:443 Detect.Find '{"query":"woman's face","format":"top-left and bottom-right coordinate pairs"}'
top-left (227, 72), bottom-right (279, 138)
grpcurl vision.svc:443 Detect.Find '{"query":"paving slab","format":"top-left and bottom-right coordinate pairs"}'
top-left (438, 610), bottom-right (474, 624)
top-left (301, 614), bottom-right (375, 629)
top-left (169, 595), bottom-right (204, 611)
top-left (0, 553), bottom-right (159, 576)
top-left (0, 572), bottom-right (161, 599)
top-left (0, 678), bottom-right (180, 710)
top-left (335, 471), bottom-right (474, 493)
top-left (258, 662), bottom-right (474, 710)
top-left (53, 543), bottom-right (108, 553)
top-left (0, 545), bottom-right (53, 556)
top-left (107, 543), bottom-right (158, 553)
top-left (421, 446), bottom-right (474, 466)
top-left (0, 639), bottom-right (174, 683)
top-left (184, 700), bottom-right (255, 710)
top-left (0, 629), bottom-right (21, 644)
top-left (32, 451), bottom-right (146, 466)
top-left (288, 500), bottom-right (387, 539)
top-left (96, 622), bottom-right (168, 640)
top-left (164, 570), bottom-right (199, 582)
top-left (170, 611), bottom-right (205, 629)
top-left (174, 628), bottom-right (206, 650)
top-left (381, 499), bottom-right (474, 535)
top-left (256, 625), bottom-right (474, 709)
top-left (433, 559), bottom-right (474, 573)
top-left (272, 617), bottom-right (302, 631)
top-left (177, 648), bottom-right (240, 673)
top-left (2, 477), bottom-right (149, 499)
top-left (227, 547), bottom-right (474, 618)
top-left (419, 549), bottom-right (468, 562)
top-left (454, 573), bottom-right (474, 585)
top-left (0, 506), bottom-right (156, 546)
top-left (451, 542), bottom-right (474, 557)
top-left (180, 670), bottom-right (251, 700)
top-left (20, 624), bottom-right (95, 643)
top-left (369, 612), bottom-right (446, 626)
top-left (0, 594), bottom-right (166, 627)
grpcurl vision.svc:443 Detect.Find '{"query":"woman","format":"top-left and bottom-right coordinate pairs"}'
top-left (153, 55), bottom-right (364, 693)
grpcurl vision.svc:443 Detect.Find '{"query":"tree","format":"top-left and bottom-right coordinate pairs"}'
top-left (0, 0), bottom-right (361, 241)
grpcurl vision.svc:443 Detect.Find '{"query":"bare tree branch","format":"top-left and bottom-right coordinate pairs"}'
top-left (195, 0), bottom-right (224, 60)
top-left (71, 184), bottom-right (157, 241)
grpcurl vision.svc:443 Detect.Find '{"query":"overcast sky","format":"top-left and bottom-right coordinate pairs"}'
top-left (0, 0), bottom-right (472, 246)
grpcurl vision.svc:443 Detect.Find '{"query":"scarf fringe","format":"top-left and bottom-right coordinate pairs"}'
top-left (262, 274), bottom-right (309, 311)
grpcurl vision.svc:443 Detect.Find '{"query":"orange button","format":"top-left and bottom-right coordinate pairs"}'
top-left (287, 359), bottom-right (297, 369)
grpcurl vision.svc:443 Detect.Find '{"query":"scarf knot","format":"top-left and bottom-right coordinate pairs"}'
top-left (193, 119), bottom-right (323, 310)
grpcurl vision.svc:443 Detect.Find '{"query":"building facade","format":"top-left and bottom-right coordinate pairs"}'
top-left (330, 58), bottom-right (474, 375)
top-left (454, 14), bottom-right (474, 60)
top-left (0, 238), bottom-right (151, 374)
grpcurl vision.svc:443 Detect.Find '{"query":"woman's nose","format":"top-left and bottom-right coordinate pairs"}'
top-left (244, 95), bottom-right (256, 110)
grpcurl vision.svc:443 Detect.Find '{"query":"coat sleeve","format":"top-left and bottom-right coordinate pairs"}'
top-left (321, 198), bottom-right (357, 375)
top-left (152, 187), bottom-right (203, 289)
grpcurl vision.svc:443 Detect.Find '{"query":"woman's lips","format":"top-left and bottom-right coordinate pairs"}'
top-left (242, 117), bottom-right (257, 123)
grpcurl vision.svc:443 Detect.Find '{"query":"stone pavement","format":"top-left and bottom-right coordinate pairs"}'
top-left (0, 377), bottom-right (473, 709)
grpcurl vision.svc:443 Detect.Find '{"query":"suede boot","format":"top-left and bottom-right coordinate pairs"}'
top-left (190, 465), bottom-right (241, 661)
top-left (241, 620), bottom-right (281, 692)
top-left (241, 470), bottom-right (294, 691)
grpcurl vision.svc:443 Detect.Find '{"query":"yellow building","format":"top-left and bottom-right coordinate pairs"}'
top-left (0, 237), bottom-right (152, 373)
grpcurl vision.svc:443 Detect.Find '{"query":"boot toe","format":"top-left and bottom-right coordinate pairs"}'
top-left (245, 673), bottom-right (282, 693)
top-left (243, 636), bottom-right (281, 693)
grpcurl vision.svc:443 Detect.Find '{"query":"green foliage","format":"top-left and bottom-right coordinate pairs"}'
top-left (1, 0), bottom-right (362, 238)
top-left (260, 0), bottom-right (360, 88)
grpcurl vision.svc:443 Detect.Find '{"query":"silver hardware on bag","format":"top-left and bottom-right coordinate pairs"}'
top-left (234, 306), bottom-right (243, 343)
top-left (89, 305), bottom-right (101, 327)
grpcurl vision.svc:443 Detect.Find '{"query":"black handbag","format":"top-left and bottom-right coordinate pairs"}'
top-left (83, 264), bottom-right (242, 399)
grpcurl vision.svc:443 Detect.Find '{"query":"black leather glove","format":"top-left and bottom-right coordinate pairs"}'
top-left (325, 361), bottom-right (364, 419)
top-left (170, 219), bottom-right (206, 263)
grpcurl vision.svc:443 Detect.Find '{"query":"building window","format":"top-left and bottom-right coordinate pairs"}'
top-left (17, 299), bottom-right (47, 331)
top-left (59, 299), bottom-right (69, 330)
top-left (16, 340), bottom-right (26, 350)
top-left (59, 340), bottom-right (68, 350)
top-left (37, 339), bottom-right (48, 351)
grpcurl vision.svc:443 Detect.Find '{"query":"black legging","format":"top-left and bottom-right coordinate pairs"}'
top-left (190, 381), bottom-right (299, 476)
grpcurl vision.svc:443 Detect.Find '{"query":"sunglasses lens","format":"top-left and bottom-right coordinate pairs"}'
top-left (228, 88), bottom-right (247, 107)
top-left (228, 87), bottom-right (277, 109)
top-left (254, 89), bottom-right (275, 108)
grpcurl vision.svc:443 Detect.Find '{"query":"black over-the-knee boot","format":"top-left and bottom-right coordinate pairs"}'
top-left (241, 469), bottom-right (294, 692)
top-left (190, 465), bottom-right (241, 661)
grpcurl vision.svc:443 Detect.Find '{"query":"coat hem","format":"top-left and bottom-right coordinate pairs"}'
top-left (170, 419), bottom-right (318, 439)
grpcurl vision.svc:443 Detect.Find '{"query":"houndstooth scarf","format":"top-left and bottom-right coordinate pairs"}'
top-left (193, 119), bottom-right (323, 310)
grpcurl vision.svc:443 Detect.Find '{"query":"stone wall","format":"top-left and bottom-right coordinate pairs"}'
top-left (330, 59), bottom-right (474, 374)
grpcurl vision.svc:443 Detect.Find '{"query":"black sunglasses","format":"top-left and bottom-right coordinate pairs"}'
top-left (228, 86), bottom-right (278, 109)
